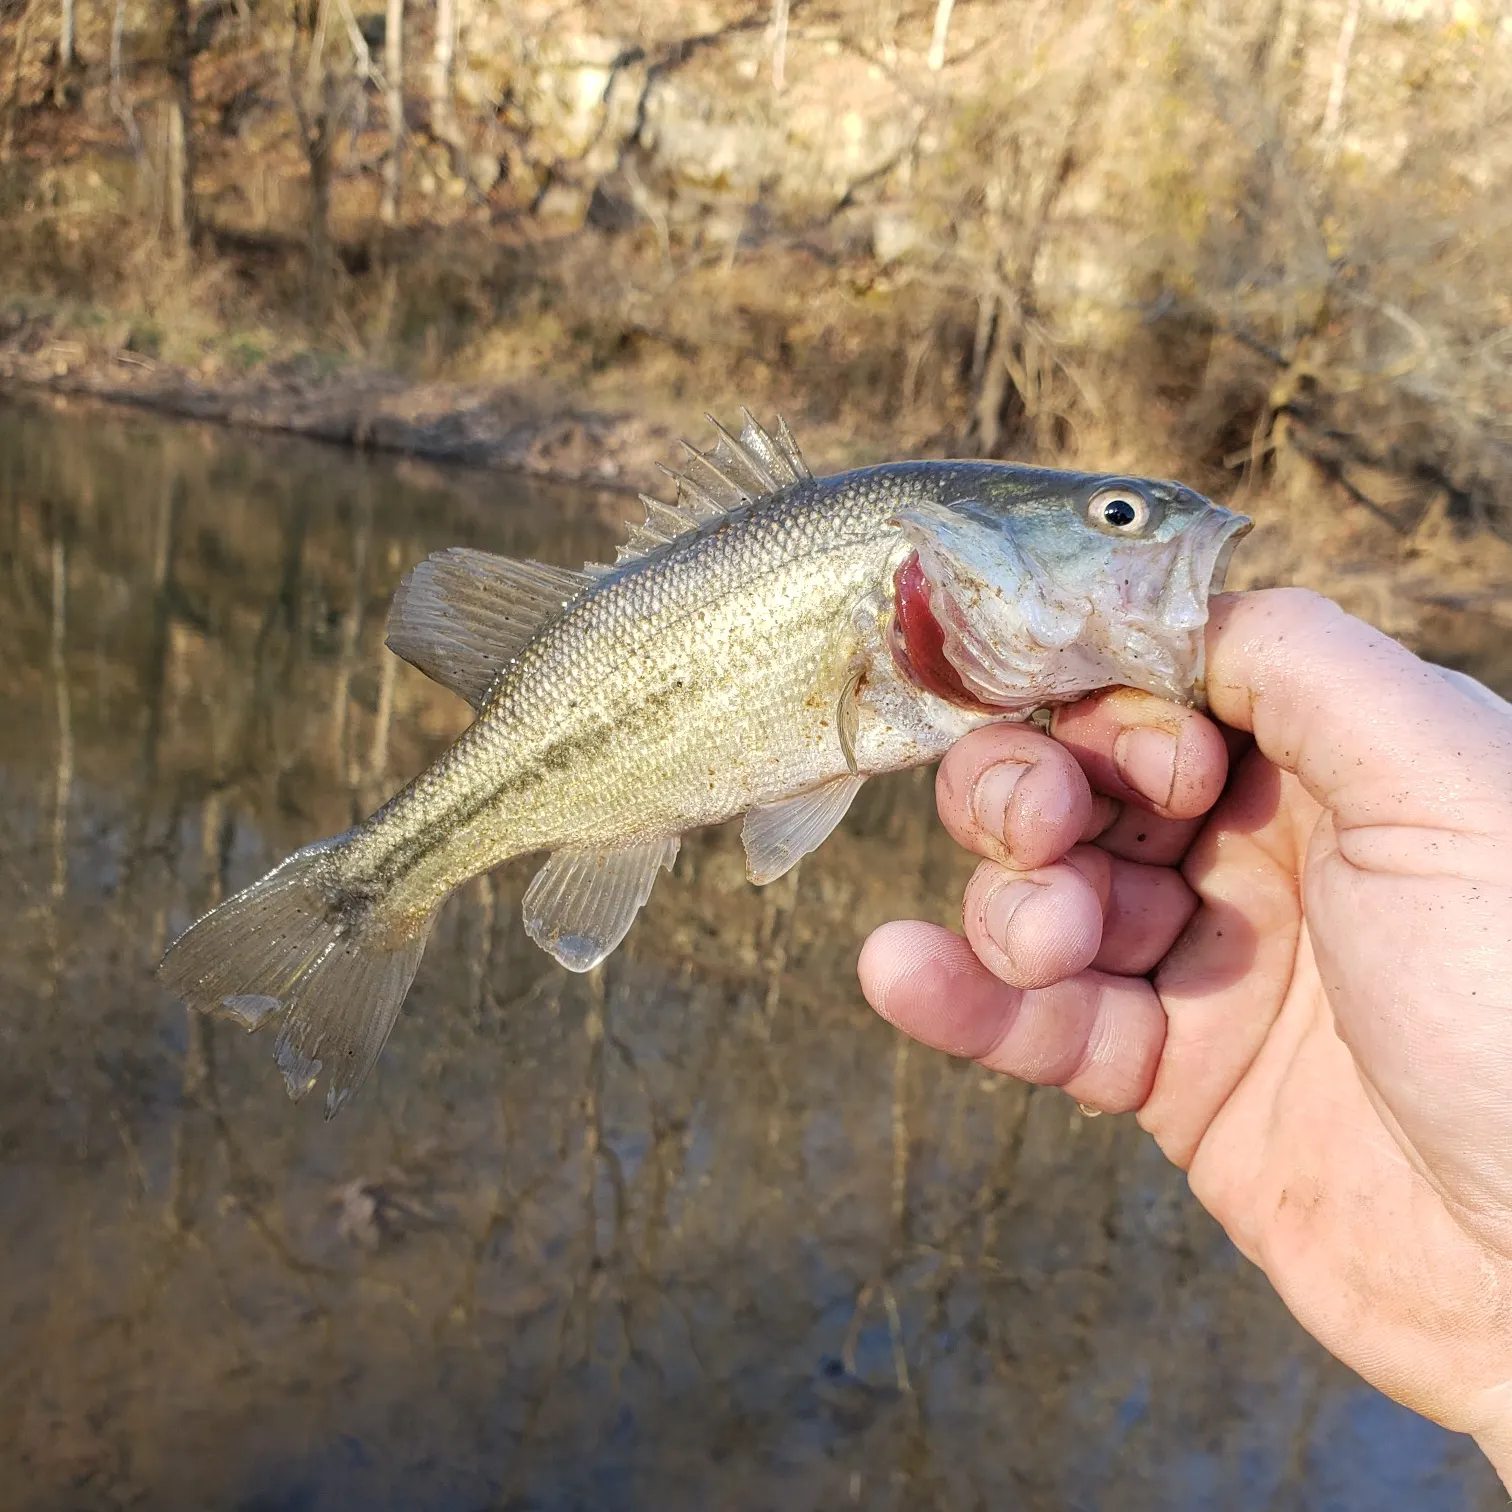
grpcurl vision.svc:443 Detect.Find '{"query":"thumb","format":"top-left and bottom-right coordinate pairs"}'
top-left (1432, 662), bottom-right (1512, 719)
top-left (1202, 589), bottom-right (1512, 844)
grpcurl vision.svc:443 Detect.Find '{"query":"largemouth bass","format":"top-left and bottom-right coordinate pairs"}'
top-left (159, 413), bottom-right (1251, 1114)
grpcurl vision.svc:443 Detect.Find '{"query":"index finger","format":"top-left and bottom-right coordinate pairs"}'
top-left (1050, 687), bottom-right (1231, 821)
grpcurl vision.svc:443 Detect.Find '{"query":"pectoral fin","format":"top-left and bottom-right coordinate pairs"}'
top-left (741, 775), bottom-right (866, 885)
top-left (522, 836), bottom-right (681, 972)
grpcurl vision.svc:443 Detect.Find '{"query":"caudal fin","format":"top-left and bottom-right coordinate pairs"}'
top-left (158, 836), bottom-right (432, 1118)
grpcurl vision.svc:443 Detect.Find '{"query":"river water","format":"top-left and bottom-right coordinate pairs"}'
top-left (0, 394), bottom-right (1502, 1511)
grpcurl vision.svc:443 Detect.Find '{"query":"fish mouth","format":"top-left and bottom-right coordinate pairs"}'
top-left (1187, 506), bottom-right (1253, 708)
top-left (1201, 507), bottom-right (1253, 596)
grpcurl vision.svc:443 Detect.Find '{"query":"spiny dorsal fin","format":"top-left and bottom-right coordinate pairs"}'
top-left (614, 493), bottom-right (704, 563)
top-left (744, 409), bottom-right (811, 486)
top-left (386, 548), bottom-right (593, 708)
top-left (616, 410), bottom-right (813, 568)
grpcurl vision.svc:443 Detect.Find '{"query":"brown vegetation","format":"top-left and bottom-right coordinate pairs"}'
top-left (0, 0), bottom-right (1509, 666)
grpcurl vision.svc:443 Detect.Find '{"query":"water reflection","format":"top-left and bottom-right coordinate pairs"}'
top-left (0, 395), bottom-right (1501, 1511)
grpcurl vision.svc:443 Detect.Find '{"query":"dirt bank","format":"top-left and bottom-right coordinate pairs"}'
top-left (2, 0), bottom-right (1508, 535)
top-left (0, 306), bottom-right (674, 487)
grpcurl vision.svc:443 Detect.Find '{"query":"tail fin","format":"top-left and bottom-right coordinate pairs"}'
top-left (158, 836), bottom-right (432, 1118)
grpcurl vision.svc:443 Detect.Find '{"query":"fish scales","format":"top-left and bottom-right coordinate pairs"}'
top-left (158, 415), bottom-right (1251, 1116)
top-left (344, 463), bottom-right (971, 916)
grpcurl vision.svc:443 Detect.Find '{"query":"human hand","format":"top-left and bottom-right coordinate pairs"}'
top-left (858, 589), bottom-right (1512, 1479)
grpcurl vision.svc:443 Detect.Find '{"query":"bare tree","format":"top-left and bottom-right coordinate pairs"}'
top-left (53, 0), bottom-right (74, 105)
top-left (429, 0), bottom-right (465, 177)
top-left (1320, 0), bottom-right (1362, 164)
top-left (770, 0), bottom-right (789, 93)
top-left (380, 0), bottom-right (404, 224)
top-left (875, 0), bottom-right (899, 63)
top-left (288, 0), bottom-right (360, 317)
top-left (1265, 0), bottom-right (1304, 99)
top-left (943, 27), bottom-right (1105, 457)
top-left (2, 0), bottom-right (40, 156)
top-left (927, 0), bottom-right (955, 71)
top-left (108, 0), bottom-right (143, 157)
top-left (165, 0), bottom-right (198, 248)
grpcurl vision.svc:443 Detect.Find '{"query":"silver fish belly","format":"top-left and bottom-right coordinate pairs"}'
top-left (159, 411), bottom-right (1250, 1114)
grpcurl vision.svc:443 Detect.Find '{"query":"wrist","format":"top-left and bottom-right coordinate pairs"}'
top-left (1475, 1405), bottom-right (1512, 1492)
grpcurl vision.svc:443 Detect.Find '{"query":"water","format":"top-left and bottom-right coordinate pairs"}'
top-left (0, 394), bottom-right (1501, 1511)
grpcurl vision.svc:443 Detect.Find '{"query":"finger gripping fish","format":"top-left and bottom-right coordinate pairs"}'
top-left (159, 412), bottom-right (1251, 1115)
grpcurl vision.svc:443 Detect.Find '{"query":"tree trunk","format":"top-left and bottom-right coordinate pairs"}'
top-left (289, 0), bottom-right (341, 320)
top-left (429, 0), bottom-right (464, 177)
top-left (1321, 0), bottom-right (1362, 165)
top-left (380, 0), bottom-right (403, 224)
top-left (1265, 0), bottom-right (1303, 99)
top-left (2, 0), bottom-right (40, 158)
top-left (165, 0), bottom-right (197, 248)
top-left (927, 0), bottom-right (955, 71)
top-left (770, 0), bottom-right (788, 93)
top-left (53, 0), bottom-right (74, 106)
top-left (306, 76), bottom-right (335, 317)
top-left (108, 0), bottom-right (143, 157)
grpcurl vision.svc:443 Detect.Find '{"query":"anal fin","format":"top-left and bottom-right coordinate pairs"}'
top-left (741, 775), bottom-right (866, 885)
top-left (522, 835), bottom-right (681, 972)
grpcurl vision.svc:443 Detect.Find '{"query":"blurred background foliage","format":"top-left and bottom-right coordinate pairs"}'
top-left (0, 0), bottom-right (1508, 553)
top-left (2, 6), bottom-right (1512, 1507)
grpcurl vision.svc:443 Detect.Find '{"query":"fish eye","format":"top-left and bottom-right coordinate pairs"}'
top-left (1087, 486), bottom-right (1153, 535)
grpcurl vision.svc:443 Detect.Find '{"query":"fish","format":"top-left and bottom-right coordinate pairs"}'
top-left (158, 411), bottom-right (1251, 1116)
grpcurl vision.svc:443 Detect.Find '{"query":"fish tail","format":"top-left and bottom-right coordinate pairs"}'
top-left (158, 833), bottom-right (432, 1118)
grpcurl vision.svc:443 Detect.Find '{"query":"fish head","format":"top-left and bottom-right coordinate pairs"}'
top-left (889, 468), bottom-right (1252, 712)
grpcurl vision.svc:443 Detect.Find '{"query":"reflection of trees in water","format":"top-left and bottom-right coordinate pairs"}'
top-left (41, 536), bottom-right (71, 1001)
top-left (0, 399), bottom-right (1502, 1510)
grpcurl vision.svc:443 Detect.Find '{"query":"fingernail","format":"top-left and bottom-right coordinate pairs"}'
top-left (983, 878), bottom-right (1039, 947)
top-left (971, 762), bottom-right (1032, 842)
top-left (1113, 727), bottom-right (1178, 808)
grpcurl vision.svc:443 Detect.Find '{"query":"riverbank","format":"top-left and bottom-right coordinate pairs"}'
top-left (3, 1), bottom-right (1507, 536)
top-left (0, 278), bottom-right (991, 491)
top-left (4, 287), bottom-right (1510, 667)
top-left (0, 300), bottom-right (676, 487)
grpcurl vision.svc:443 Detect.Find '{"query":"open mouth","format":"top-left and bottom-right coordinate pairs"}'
top-left (1187, 506), bottom-right (1253, 707)
top-left (1202, 507), bottom-right (1253, 596)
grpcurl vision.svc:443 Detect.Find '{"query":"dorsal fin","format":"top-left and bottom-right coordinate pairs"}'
top-left (613, 493), bottom-right (704, 563)
top-left (615, 410), bottom-right (813, 569)
top-left (386, 548), bottom-right (593, 708)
